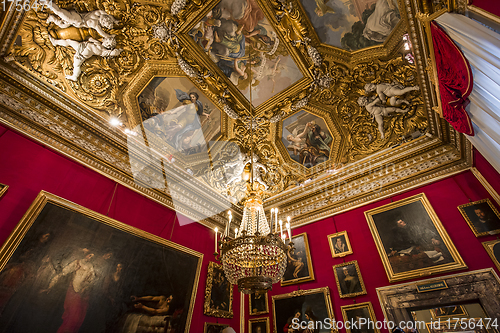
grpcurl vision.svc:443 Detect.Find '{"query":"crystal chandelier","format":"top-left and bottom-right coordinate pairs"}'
top-left (215, 190), bottom-right (293, 294)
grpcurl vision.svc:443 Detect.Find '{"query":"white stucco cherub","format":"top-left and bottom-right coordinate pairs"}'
top-left (43, 0), bottom-right (119, 38)
top-left (358, 95), bottom-right (407, 140)
top-left (364, 82), bottom-right (419, 107)
top-left (49, 35), bottom-right (122, 81)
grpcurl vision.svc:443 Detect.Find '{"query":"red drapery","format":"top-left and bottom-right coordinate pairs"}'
top-left (431, 21), bottom-right (474, 136)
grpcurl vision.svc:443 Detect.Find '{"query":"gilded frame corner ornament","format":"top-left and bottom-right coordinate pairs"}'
top-left (249, 291), bottom-right (269, 316)
top-left (271, 287), bottom-right (335, 333)
top-left (340, 302), bottom-right (379, 333)
top-left (281, 232), bottom-right (315, 286)
top-left (0, 183), bottom-right (8, 198)
top-left (248, 316), bottom-right (270, 333)
top-left (203, 261), bottom-right (234, 318)
top-left (364, 193), bottom-right (467, 283)
top-left (332, 260), bottom-right (367, 298)
top-left (327, 230), bottom-right (353, 258)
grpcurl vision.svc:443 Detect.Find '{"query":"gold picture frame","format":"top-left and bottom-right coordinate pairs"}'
top-left (458, 199), bottom-right (500, 237)
top-left (249, 317), bottom-right (270, 333)
top-left (364, 193), bottom-right (466, 282)
top-left (0, 191), bottom-right (203, 333)
top-left (204, 261), bottom-right (234, 318)
top-left (327, 231), bottom-right (353, 257)
top-left (0, 183), bottom-right (8, 198)
top-left (332, 260), bottom-right (367, 298)
top-left (281, 232), bottom-right (315, 286)
top-left (341, 302), bottom-right (379, 333)
top-left (249, 291), bottom-right (269, 316)
top-left (483, 239), bottom-right (500, 271)
top-left (204, 322), bottom-right (229, 333)
top-left (272, 287), bottom-right (335, 333)
top-left (430, 305), bottom-right (468, 319)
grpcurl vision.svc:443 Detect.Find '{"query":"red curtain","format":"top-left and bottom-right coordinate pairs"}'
top-left (431, 21), bottom-right (474, 136)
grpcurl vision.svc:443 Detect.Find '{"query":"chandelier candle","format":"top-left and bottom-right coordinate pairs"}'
top-left (214, 227), bottom-right (218, 254)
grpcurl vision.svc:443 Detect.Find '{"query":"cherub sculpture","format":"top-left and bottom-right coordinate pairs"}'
top-left (249, 156), bottom-right (268, 190)
top-left (49, 35), bottom-right (122, 81)
top-left (224, 153), bottom-right (268, 190)
top-left (364, 82), bottom-right (419, 107)
top-left (43, 0), bottom-right (119, 38)
top-left (357, 95), bottom-right (406, 140)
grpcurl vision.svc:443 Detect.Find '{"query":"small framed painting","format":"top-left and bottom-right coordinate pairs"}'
top-left (249, 291), bottom-right (269, 316)
top-left (332, 260), bottom-right (367, 298)
top-left (458, 199), bottom-right (500, 237)
top-left (327, 231), bottom-right (352, 257)
top-left (281, 232), bottom-right (315, 286)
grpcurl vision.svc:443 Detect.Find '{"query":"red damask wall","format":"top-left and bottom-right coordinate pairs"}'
top-left (0, 124), bottom-right (240, 332)
top-left (470, 0), bottom-right (500, 18)
top-left (1, 123), bottom-right (500, 332)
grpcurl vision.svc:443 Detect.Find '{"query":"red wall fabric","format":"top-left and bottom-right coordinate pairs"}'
top-left (470, 0), bottom-right (500, 18)
top-left (2, 123), bottom-right (500, 332)
top-left (246, 158), bottom-right (500, 332)
top-left (0, 125), bottom-right (240, 332)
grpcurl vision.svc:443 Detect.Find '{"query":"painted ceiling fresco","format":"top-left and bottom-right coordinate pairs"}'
top-left (189, 0), bottom-right (303, 106)
top-left (300, 0), bottom-right (400, 50)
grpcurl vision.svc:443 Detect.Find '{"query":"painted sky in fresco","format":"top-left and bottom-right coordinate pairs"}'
top-left (189, 0), bottom-right (303, 106)
top-left (301, 0), bottom-right (400, 51)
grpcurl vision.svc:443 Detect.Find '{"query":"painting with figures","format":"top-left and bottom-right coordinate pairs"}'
top-left (137, 76), bottom-right (221, 156)
top-left (299, 0), bottom-right (400, 51)
top-left (282, 110), bottom-right (333, 168)
top-left (189, 0), bottom-right (303, 106)
top-left (0, 191), bottom-right (202, 333)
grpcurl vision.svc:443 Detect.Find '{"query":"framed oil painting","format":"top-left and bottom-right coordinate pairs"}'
top-left (249, 291), bottom-right (269, 316)
top-left (204, 261), bottom-right (233, 318)
top-left (430, 305), bottom-right (468, 319)
top-left (458, 199), bottom-right (500, 237)
top-left (483, 239), bottom-right (500, 272)
top-left (364, 193), bottom-right (466, 282)
top-left (281, 232), bottom-right (315, 286)
top-left (204, 322), bottom-right (229, 333)
top-left (426, 318), bottom-right (487, 333)
top-left (327, 231), bottom-right (352, 257)
top-left (272, 287), bottom-right (335, 333)
top-left (249, 317), bottom-right (270, 333)
top-left (332, 260), bottom-right (367, 298)
top-left (0, 183), bottom-right (8, 198)
top-left (341, 302), bottom-right (379, 333)
top-left (0, 191), bottom-right (202, 333)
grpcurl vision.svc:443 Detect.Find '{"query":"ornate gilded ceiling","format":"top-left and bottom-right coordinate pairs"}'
top-left (0, 0), bottom-right (472, 229)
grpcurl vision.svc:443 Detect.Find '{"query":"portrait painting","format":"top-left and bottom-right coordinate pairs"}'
top-left (332, 260), bottom-right (366, 298)
top-left (298, 0), bottom-right (400, 51)
top-left (364, 193), bottom-right (466, 282)
top-left (249, 317), bottom-right (270, 333)
top-left (0, 183), bottom-right (8, 198)
top-left (426, 318), bottom-right (487, 333)
top-left (282, 110), bottom-right (333, 168)
top-left (482, 239), bottom-right (500, 272)
top-left (189, 0), bottom-right (303, 107)
top-left (249, 291), bottom-right (268, 315)
top-left (341, 302), bottom-right (379, 333)
top-left (137, 76), bottom-right (221, 156)
top-left (0, 191), bottom-right (202, 333)
top-left (204, 261), bottom-right (233, 318)
top-left (281, 232), bottom-right (315, 286)
top-left (204, 322), bottom-right (229, 333)
top-left (430, 305), bottom-right (467, 319)
top-left (458, 199), bottom-right (500, 237)
top-left (272, 287), bottom-right (335, 333)
top-left (328, 231), bottom-right (353, 257)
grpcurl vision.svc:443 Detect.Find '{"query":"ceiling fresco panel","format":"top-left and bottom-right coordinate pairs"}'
top-left (300, 0), bottom-right (401, 51)
top-left (189, 0), bottom-right (303, 107)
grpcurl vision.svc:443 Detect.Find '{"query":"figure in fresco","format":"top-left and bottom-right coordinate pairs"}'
top-left (363, 0), bottom-right (400, 42)
top-left (286, 247), bottom-right (305, 279)
top-left (357, 95), bottom-right (407, 139)
top-left (314, 0), bottom-right (336, 17)
top-left (43, 0), bottom-right (119, 38)
top-left (224, 152), bottom-right (249, 187)
top-left (48, 35), bottom-right (122, 81)
top-left (286, 121), bottom-right (332, 167)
